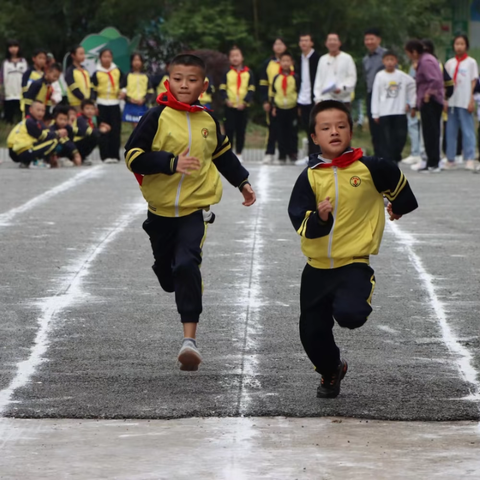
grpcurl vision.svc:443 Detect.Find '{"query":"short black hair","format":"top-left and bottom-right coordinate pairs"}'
top-left (6, 39), bottom-right (22, 60)
top-left (99, 48), bottom-right (113, 59)
top-left (229, 45), bottom-right (243, 54)
top-left (383, 50), bottom-right (398, 59)
top-left (81, 99), bottom-right (96, 109)
top-left (326, 32), bottom-right (341, 41)
top-left (169, 54), bottom-right (206, 77)
top-left (421, 38), bottom-right (435, 55)
top-left (32, 48), bottom-right (47, 58)
top-left (309, 100), bottom-right (353, 135)
top-left (364, 28), bottom-right (381, 37)
top-left (405, 39), bottom-right (425, 55)
top-left (67, 106), bottom-right (77, 114)
top-left (453, 34), bottom-right (470, 50)
top-left (47, 62), bottom-right (62, 72)
top-left (70, 45), bottom-right (83, 57)
top-left (280, 51), bottom-right (293, 60)
top-left (53, 105), bottom-right (69, 118)
top-left (299, 33), bottom-right (314, 42)
top-left (30, 100), bottom-right (45, 109)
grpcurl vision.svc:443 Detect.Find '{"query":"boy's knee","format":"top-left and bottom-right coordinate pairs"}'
top-left (334, 309), bottom-right (369, 330)
top-left (172, 257), bottom-right (198, 277)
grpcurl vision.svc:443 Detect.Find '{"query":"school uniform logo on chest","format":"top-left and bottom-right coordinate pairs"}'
top-left (350, 176), bottom-right (361, 187)
top-left (201, 128), bottom-right (209, 138)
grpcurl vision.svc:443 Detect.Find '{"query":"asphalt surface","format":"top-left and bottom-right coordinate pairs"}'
top-left (1, 158), bottom-right (480, 421)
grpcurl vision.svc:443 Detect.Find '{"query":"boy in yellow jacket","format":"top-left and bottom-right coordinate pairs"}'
top-left (288, 100), bottom-right (418, 398)
top-left (125, 54), bottom-right (256, 371)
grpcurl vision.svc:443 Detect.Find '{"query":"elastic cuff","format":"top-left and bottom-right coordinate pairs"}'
top-left (170, 155), bottom-right (178, 174)
top-left (239, 179), bottom-right (250, 192)
top-left (181, 315), bottom-right (200, 324)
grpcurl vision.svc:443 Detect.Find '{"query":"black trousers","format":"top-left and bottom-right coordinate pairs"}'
top-left (143, 210), bottom-right (207, 323)
top-left (299, 263), bottom-right (376, 375)
top-left (10, 139), bottom-right (58, 165)
top-left (275, 107), bottom-right (298, 160)
top-left (366, 92), bottom-right (382, 157)
top-left (379, 115), bottom-right (408, 162)
top-left (3, 100), bottom-right (21, 124)
top-left (298, 103), bottom-right (319, 156)
top-left (265, 109), bottom-right (277, 155)
top-left (75, 136), bottom-right (98, 161)
top-left (420, 101), bottom-right (443, 168)
top-left (97, 104), bottom-right (122, 160)
top-left (224, 107), bottom-right (247, 154)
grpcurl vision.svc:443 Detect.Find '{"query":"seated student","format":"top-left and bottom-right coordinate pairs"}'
top-left (23, 63), bottom-right (62, 121)
top-left (65, 45), bottom-right (91, 109)
top-left (288, 101), bottom-right (418, 399)
top-left (271, 52), bottom-right (300, 163)
top-left (21, 48), bottom-right (47, 114)
top-left (199, 75), bottom-right (215, 109)
top-left (74, 99), bottom-right (111, 165)
top-left (220, 46), bottom-right (255, 163)
top-left (7, 100), bottom-right (67, 168)
top-left (120, 53), bottom-right (153, 126)
top-left (49, 105), bottom-right (82, 167)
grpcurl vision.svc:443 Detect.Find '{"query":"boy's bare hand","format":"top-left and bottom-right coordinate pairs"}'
top-left (318, 197), bottom-right (333, 221)
top-left (387, 202), bottom-right (402, 221)
top-left (226, 100), bottom-right (233, 108)
top-left (272, 107), bottom-right (277, 117)
top-left (57, 128), bottom-right (68, 138)
top-left (176, 148), bottom-right (201, 175)
top-left (237, 103), bottom-right (246, 111)
top-left (73, 153), bottom-right (82, 166)
top-left (241, 184), bottom-right (256, 206)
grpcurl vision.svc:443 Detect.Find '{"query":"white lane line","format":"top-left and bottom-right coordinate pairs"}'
top-left (237, 166), bottom-right (270, 416)
top-left (0, 166), bottom-right (103, 227)
top-left (0, 202), bottom-right (145, 418)
top-left (388, 221), bottom-right (480, 402)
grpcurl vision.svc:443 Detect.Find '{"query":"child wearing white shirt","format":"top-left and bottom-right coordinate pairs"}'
top-left (444, 34), bottom-right (479, 170)
top-left (371, 51), bottom-right (416, 162)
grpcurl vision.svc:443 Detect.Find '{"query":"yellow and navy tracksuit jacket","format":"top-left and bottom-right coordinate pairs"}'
top-left (288, 151), bottom-right (418, 269)
top-left (23, 77), bottom-right (54, 109)
top-left (73, 114), bottom-right (100, 142)
top-left (91, 64), bottom-right (123, 104)
top-left (21, 68), bottom-right (43, 112)
top-left (124, 104), bottom-right (250, 218)
top-left (199, 76), bottom-right (215, 106)
top-left (220, 67), bottom-right (255, 107)
top-left (8, 116), bottom-right (58, 154)
top-left (65, 65), bottom-right (91, 106)
top-left (271, 72), bottom-right (299, 110)
top-left (259, 57), bottom-right (294, 103)
top-left (152, 72), bottom-right (169, 96)
top-left (49, 123), bottom-right (79, 156)
top-left (120, 72), bottom-right (154, 103)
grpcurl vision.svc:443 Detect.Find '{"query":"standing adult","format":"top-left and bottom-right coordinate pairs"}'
top-left (363, 28), bottom-right (386, 156)
top-left (444, 34), bottom-right (479, 170)
top-left (313, 33), bottom-right (357, 108)
top-left (1, 40), bottom-right (28, 124)
top-left (296, 33), bottom-right (320, 165)
top-left (259, 37), bottom-right (289, 164)
top-left (405, 40), bottom-right (444, 172)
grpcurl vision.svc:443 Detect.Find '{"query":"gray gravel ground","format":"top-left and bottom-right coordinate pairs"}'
top-left (1, 159), bottom-right (479, 421)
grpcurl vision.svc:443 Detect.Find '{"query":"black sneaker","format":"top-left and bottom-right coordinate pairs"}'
top-left (317, 360), bottom-right (348, 398)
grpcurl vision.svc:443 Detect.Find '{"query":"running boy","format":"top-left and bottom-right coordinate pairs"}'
top-left (125, 54), bottom-right (256, 371)
top-left (288, 100), bottom-right (418, 398)
top-left (271, 52), bottom-right (299, 163)
top-left (220, 46), bottom-right (255, 163)
top-left (371, 51), bottom-right (416, 162)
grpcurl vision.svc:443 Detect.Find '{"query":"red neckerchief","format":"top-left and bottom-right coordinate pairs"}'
top-left (453, 53), bottom-right (468, 85)
top-left (231, 66), bottom-right (249, 94)
top-left (106, 71), bottom-right (115, 89)
top-left (157, 80), bottom-right (211, 112)
top-left (77, 112), bottom-right (95, 129)
top-left (280, 70), bottom-right (294, 96)
top-left (77, 66), bottom-right (88, 90)
top-left (315, 148), bottom-right (363, 169)
top-left (45, 84), bottom-right (53, 103)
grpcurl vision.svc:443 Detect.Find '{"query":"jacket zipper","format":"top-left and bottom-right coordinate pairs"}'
top-left (175, 112), bottom-right (192, 217)
top-left (328, 167), bottom-right (339, 268)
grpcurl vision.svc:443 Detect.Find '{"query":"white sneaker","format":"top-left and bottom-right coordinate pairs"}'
top-left (455, 155), bottom-right (463, 164)
top-left (295, 156), bottom-right (309, 166)
top-left (465, 160), bottom-right (475, 171)
top-left (236, 154), bottom-right (243, 163)
top-left (402, 155), bottom-right (421, 165)
top-left (104, 158), bottom-right (119, 164)
top-left (59, 157), bottom-right (74, 167)
top-left (262, 154), bottom-right (274, 165)
top-left (178, 338), bottom-right (202, 371)
top-left (411, 160), bottom-right (427, 171)
top-left (83, 158), bottom-right (93, 166)
top-left (443, 161), bottom-right (457, 170)
top-left (429, 166), bottom-right (442, 173)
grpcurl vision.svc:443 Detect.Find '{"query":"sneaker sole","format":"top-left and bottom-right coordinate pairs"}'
top-left (178, 347), bottom-right (202, 371)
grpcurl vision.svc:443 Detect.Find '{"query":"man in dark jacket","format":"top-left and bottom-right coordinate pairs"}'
top-left (296, 33), bottom-right (320, 165)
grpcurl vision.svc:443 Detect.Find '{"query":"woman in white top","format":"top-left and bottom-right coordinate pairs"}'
top-left (444, 34), bottom-right (479, 170)
top-left (1, 40), bottom-right (28, 124)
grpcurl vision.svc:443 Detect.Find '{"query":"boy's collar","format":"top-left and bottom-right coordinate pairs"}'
top-left (157, 80), bottom-right (211, 113)
top-left (308, 148), bottom-right (363, 169)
